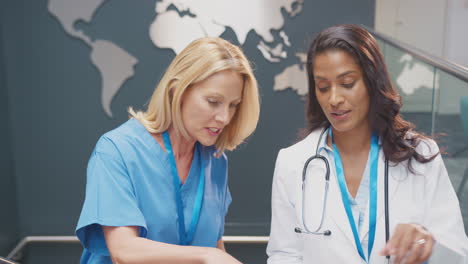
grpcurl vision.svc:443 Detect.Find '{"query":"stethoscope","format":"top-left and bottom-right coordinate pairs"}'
top-left (294, 127), bottom-right (391, 262)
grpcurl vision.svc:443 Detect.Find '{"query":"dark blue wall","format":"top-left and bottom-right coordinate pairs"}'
top-left (0, 10), bottom-right (19, 256)
top-left (0, 0), bottom-right (375, 262)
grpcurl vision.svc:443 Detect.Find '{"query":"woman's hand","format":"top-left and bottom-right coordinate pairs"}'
top-left (202, 248), bottom-right (243, 264)
top-left (380, 223), bottom-right (434, 264)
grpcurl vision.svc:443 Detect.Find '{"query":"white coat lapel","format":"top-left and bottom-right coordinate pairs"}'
top-left (360, 149), bottom-right (400, 241)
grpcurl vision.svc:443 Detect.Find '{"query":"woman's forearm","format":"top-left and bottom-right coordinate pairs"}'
top-left (104, 226), bottom-right (238, 264)
top-left (111, 236), bottom-right (215, 264)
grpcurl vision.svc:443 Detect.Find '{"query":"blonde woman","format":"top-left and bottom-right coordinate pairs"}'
top-left (76, 37), bottom-right (260, 264)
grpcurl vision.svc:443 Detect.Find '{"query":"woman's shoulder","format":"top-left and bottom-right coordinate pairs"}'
top-left (280, 128), bottom-right (324, 154)
top-left (397, 133), bottom-right (442, 176)
top-left (405, 132), bottom-right (440, 157)
top-left (94, 119), bottom-right (143, 154)
top-left (102, 118), bottom-right (141, 138)
top-left (275, 128), bottom-right (325, 166)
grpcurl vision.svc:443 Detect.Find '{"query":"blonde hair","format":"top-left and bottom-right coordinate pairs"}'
top-left (129, 37), bottom-right (260, 154)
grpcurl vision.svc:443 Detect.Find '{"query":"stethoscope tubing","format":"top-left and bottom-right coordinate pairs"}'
top-left (297, 126), bottom-right (391, 259)
top-left (297, 128), bottom-right (332, 235)
top-left (300, 178), bottom-right (330, 235)
top-left (384, 158), bottom-right (390, 262)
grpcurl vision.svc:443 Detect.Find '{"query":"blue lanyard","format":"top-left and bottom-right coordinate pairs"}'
top-left (330, 130), bottom-right (379, 263)
top-left (162, 131), bottom-right (205, 245)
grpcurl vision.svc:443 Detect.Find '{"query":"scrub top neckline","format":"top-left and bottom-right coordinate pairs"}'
top-left (129, 118), bottom-right (199, 188)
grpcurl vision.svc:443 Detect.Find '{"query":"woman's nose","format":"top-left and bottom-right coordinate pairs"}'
top-left (328, 87), bottom-right (344, 106)
top-left (215, 106), bottom-right (230, 125)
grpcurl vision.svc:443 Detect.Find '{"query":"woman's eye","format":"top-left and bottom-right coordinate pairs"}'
top-left (342, 82), bottom-right (355, 88)
top-left (207, 99), bottom-right (219, 105)
top-left (317, 86), bottom-right (330, 92)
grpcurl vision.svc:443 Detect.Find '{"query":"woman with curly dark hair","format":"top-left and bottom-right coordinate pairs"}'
top-left (267, 24), bottom-right (468, 264)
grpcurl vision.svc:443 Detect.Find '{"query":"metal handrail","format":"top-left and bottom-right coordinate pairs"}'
top-left (7, 235), bottom-right (269, 261)
top-left (364, 26), bottom-right (468, 83)
top-left (0, 256), bottom-right (18, 264)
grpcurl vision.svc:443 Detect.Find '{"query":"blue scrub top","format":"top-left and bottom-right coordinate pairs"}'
top-left (76, 118), bottom-right (232, 264)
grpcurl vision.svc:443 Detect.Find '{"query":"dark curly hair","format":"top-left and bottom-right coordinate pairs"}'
top-left (304, 24), bottom-right (437, 170)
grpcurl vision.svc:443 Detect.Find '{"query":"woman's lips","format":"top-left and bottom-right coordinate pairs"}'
top-left (206, 127), bottom-right (221, 136)
top-left (330, 110), bottom-right (351, 121)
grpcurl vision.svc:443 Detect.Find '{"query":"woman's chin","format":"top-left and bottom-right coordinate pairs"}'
top-left (328, 122), bottom-right (352, 133)
top-left (197, 137), bottom-right (217, 147)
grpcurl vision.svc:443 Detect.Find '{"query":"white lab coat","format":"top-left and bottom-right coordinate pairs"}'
top-left (267, 129), bottom-right (468, 264)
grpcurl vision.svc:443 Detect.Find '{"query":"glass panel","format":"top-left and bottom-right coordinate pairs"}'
top-left (377, 37), bottom-right (468, 233)
top-left (433, 69), bottom-right (468, 233)
top-left (381, 42), bottom-right (436, 135)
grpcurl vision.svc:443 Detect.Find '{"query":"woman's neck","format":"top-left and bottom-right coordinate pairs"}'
top-left (329, 125), bottom-right (372, 155)
top-left (167, 126), bottom-right (195, 160)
